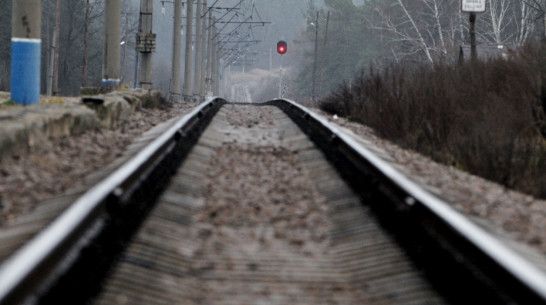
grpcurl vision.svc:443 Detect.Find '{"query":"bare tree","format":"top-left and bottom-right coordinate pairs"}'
top-left (523, 0), bottom-right (546, 37)
top-left (476, 0), bottom-right (538, 45)
top-left (483, 0), bottom-right (511, 43)
top-left (397, 0), bottom-right (435, 63)
top-left (369, 0), bottom-right (541, 64)
top-left (369, 0), bottom-right (460, 65)
top-left (515, 0), bottom-right (537, 44)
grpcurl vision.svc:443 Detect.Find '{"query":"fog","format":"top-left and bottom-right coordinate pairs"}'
top-left (131, 0), bottom-right (311, 101)
top-left (9, 0), bottom-right (531, 102)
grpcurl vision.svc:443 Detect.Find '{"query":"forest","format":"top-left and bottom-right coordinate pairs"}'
top-left (293, 0), bottom-right (546, 99)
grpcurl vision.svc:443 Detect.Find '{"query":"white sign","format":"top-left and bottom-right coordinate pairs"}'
top-left (462, 0), bottom-right (486, 12)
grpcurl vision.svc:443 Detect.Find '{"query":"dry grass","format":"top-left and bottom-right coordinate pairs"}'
top-left (320, 42), bottom-right (546, 199)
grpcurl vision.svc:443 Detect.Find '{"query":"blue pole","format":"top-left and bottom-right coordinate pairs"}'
top-left (11, 1), bottom-right (42, 105)
top-left (11, 39), bottom-right (41, 105)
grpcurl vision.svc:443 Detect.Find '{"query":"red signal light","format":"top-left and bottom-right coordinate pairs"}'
top-left (277, 40), bottom-right (287, 54)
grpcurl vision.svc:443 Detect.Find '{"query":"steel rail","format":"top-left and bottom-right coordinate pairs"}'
top-left (269, 98), bottom-right (546, 304)
top-left (0, 97), bottom-right (225, 305)
top-left (2, 97), bottom-right (546, 304)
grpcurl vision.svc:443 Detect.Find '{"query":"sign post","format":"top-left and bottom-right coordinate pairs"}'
top-left (462, 0), bottom-right (485, 13)
top-left (462, 0), bottom-right (486, 61)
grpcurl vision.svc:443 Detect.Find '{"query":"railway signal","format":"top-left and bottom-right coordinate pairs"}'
top-left (277, 40), bottom-right (287, 55)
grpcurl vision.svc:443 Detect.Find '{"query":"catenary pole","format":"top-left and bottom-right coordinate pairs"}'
top-left (102, 0), bottom-right (121, 88)
top-left (318, 11), bottom-right (330, 99)
top-left (183, 0), bottom-right (194, 101)
top-left (212, 25), bottom-right (218, 96)
top-left (312, 11), bottom-right (319, 102)
top-left (206, 14), bottom-right (214, 96)
top-left (193, 0), bottom-right (202, 101)
top-left (11, 0), bottom-right (41, 105)
top-left (200, 0), bottom-right (208, 98)
top-left (170, 0), bottom-right (183, 101)
top-left (138, 0), bottom-right (155, 89)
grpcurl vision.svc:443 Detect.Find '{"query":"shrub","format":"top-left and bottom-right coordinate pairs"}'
top-left (320, 42), bottom-right (546, 199)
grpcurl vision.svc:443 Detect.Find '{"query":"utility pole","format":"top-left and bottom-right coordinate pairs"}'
top-left (137, 0), bottom-right (155, 89)
top-left (183, 0), bottom-right (194, 101)
top-left (206, 14), bottom-right (214, 97)
top-left (212, 25), bottom-right (218, 96)
top-left (102, 0), bottom-right (121, 88)
top-left (193, 0), bottom-right (202, 101)
top-left (200, 1), bottom-right (208, 98)
top-left (217, 62), bottom-right (222, 97)
top-left (278, 63), bottom-right (283, 99)
top-left (312, 11), bottom-right (319, 103)
top-left (11, 0), bottom-right (41, 105)
top-left (318, 11), bottom-right (330, 98)
top-left (170, 0), bottom-right (182, 101)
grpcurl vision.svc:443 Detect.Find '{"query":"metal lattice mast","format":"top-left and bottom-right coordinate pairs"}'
top-left (137, 0), bottom-right (156, 89)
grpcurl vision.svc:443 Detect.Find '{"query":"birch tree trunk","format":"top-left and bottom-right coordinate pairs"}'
top-left (396, 0), bottom-right (435, 64)
top-left (487, 0), bottom-right (510, 43)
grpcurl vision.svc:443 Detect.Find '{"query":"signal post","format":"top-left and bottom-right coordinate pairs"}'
top-left (276, 40), bottom-right (287, 99)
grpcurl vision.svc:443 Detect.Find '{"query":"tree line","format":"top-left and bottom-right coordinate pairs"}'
top-left (294, 0), bottom-right (546, 99)
top-left (0, 0), bottom-right (138, 96)
top-left (314, 0), bottom-right (546, 199)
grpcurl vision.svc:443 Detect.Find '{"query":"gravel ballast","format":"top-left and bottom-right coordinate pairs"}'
top-left (0, 99), bottom-right (544, 260)
top-left (313, 110), bottom-right (546, 256)
top-left (94, 104), bottom-right (442, 304)
top-left (0, 100), bottom-right (199, 226)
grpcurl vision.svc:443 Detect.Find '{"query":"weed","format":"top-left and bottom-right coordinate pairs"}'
top-left (42, 97), bottom-right (64, 105)
top-left (0, 100), bottom-right (16, 109)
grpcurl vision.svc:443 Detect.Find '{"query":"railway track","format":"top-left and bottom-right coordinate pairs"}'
top-left (1, 98), bottom-right (546, 304)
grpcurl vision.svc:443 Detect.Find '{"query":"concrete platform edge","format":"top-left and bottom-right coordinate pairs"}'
top-left (0, 89), bottom-right (164, 162)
